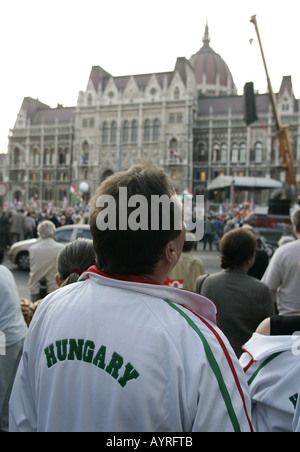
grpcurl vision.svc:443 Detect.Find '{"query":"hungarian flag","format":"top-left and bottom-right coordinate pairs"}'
top-left (70, 183), bottom-right (83, 204)
top-left (170, 147), bottom-right (183, 162)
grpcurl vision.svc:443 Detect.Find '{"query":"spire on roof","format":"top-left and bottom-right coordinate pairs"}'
top-left (203, 20), bottom-right (210, 47)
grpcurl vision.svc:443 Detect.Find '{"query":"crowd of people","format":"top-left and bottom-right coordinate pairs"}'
top-left (1, 161), bottom-right (300, 432)
top-left (0, 206), bottom-right (89, 251)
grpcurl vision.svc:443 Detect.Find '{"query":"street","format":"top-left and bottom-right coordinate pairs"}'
top-left (2, 247), bottom-right (221, 300)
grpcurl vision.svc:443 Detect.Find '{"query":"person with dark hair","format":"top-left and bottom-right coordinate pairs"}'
top-left (262, 208), bottom-right (300, 315)
top-left (195, 228), bottom-right (274, 357)
top-left (10, 162), bottom-right (253, 432)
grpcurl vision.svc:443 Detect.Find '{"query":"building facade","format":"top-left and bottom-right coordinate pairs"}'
top-left (3, 24), bottom-right (300, 208)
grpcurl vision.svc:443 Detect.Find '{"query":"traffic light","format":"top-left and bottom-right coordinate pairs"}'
top-left (243, 82), bottom-right (258, 126)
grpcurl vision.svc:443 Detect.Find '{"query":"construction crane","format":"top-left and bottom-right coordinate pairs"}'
top-left (250, 14), bottom-right (298, 199)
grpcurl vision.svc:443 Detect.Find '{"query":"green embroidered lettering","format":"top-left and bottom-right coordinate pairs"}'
top-left (289, 393), bottom-right (298, 409)
top-left (93, 345), bottom-right (106, 369)
top-left (105, 352), bottom-right (124, 379)
top-left (44, 343), bottom-right (57, 368)
top-left (67, 339), bottom-right (84, 361)
top-left (118, 362), bottom-right (140, 387)
top-left (83, 340), bottom-right (95, 363)
top-left (56, 339), bottom-right (68, 361)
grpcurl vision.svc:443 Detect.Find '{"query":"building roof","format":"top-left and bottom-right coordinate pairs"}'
top-left (208, 175), bottom-right (283, 191)
top-left (189, 23), bottom-right (236, 95)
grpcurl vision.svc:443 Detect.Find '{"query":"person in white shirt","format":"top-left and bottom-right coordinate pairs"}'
top-left (262, 209), bottom-right (300, 315)
top-left (0, 250), bottom-right (27, 432)
top-left (28, 221), bottom-right (65, 301)
top-left (240, 329), bottom-right (300, 432)
top-left (10, 162), bottom-right (253, 432)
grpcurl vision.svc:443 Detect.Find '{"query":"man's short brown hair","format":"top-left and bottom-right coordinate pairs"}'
top-left (89, 161), bottom-right (182, 275)
top-left (291, 209), bottom-right (300, 233)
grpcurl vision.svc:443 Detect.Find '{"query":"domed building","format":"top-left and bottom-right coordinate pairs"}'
top-left (190, 23), bottom-right (237, 97)
top-left (5, 23), bottom-right (299, 209)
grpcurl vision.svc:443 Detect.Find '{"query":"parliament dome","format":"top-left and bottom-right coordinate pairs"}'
top-left (189, 23), bottom-right (237, 96)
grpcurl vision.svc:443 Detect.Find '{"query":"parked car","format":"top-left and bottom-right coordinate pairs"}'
top-left (8, 224), bottom-right (92, 271)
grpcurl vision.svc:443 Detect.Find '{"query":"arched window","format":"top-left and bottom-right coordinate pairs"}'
top-left (58, 147), bottom-right (65, 165)
top-left (123, 121), bottom-right (129, 143)
top-left (231, 143), bottom-right (239, 163)
top-left (144, 120), bottom-right (151, 142)
top-left (212, 144), bottom-right (220, 162)
top-left (34, 148), bottom-right (40, 166)
top-left (220, 143), bottom-right (227, 163)
top-left (174, 87), bottom-right (180, 100)
top-left (153, 119), bottom-right (160, 141)
top-left (44, 148), bottom-right (50, 165)
top-left (102, 122), bottom-right (108, 144)
top-left (82, 141), bottom-right (89, 164)
top-left (87, 93), bottom-right (93, 106)
top-left (169, 138), bottom-right (178, 159)
top-left (13, 147), bottom-right (21, 165)
top-left (131, 120), bottom-right (138, 143)
top-left (240, 143), bottom-right (246, 163)
top-left (255, 141), bottom-right (263, 163)
top-left (111, 121), bottom-right (117, 143)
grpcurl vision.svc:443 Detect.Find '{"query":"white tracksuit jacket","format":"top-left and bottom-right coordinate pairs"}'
top-left (240, 333), bottom-right (300, 432)
top-left (9, 268), bottom-right (253, 432)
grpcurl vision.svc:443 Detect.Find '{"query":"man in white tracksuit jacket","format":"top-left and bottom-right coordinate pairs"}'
top-left (240, 333), bottom-right (300, 432)
top-left (9, 162), bottom-right (252, 432)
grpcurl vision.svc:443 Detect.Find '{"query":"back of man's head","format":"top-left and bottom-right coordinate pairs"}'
top-left (89, 161), bottom-right (183, 275)
top-left (292, 209), bottom-right (300, 235)
top-left (37, 220), bottom-right (56, 239)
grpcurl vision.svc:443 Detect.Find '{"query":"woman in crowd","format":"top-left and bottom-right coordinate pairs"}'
top-left (195, 228), bottom-right (275, 357)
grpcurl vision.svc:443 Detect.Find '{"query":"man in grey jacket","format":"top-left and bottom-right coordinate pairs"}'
top-left (28, 221), bottom-right (64, 301)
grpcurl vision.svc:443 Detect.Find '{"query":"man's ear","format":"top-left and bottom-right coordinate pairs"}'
top-left (55, 273), bottom-right (62, 287)
top-left (163, 240), bottom-right (178, 265)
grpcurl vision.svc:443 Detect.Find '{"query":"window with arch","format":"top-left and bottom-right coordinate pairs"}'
top-left (212, 144), bottom-right (220, 163)
top-left (13, 147), bottom-right (21, 165)
top-left (144, 120), bottom-right (151, 142)
top-left (169, 138), bottom-right (178, 159)
top-left (58, 147), bottom-right (66, 165)
top-left (123, 121), bottom-right (129, 143)
top-left (87, 93), bottom-right (93, 106)
top-left (221, 143), bottom-right (227, 163)
top-left (102, 122), bottom-right (108, 144)
top-left (153, 119), bottom-right (160, 142)
top-left (131, 120), bottom-right (138, 143)
top-left (111, 121), bottom-right (117, 143)
top-left (82, 141), bottom-right (89, 164)
top-left (34, 148), bottom-right (40, 166)
top-left (231, 143), bottom-right (239, 163)
top-left (195, 142), bottom-right (207, 162)
top-left (240, 143), bottom-right (246, 163)
top-left (174, 87), bottom-right (180, 100)
top-left (255, 141), bottom-right (263, 163)
top-left (44, 148), bottom-right (50, 165)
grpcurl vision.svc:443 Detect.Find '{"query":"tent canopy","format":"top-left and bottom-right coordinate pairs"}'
top-left (208, 175), bottom-right (283, 191)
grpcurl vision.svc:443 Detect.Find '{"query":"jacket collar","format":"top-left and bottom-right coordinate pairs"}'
top-left (80, 266), bottom-right (218, 325)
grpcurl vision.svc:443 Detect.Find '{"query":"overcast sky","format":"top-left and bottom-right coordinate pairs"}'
top-left (1, 0), bottom-right (299, 154)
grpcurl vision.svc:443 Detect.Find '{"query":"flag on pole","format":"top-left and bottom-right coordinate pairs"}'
top-left (170, 147), bottom-right (183, 162)
top-left (70, 183), bottom-right (83, 204)
top-left (181, 188), bottom-right (193, 198)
